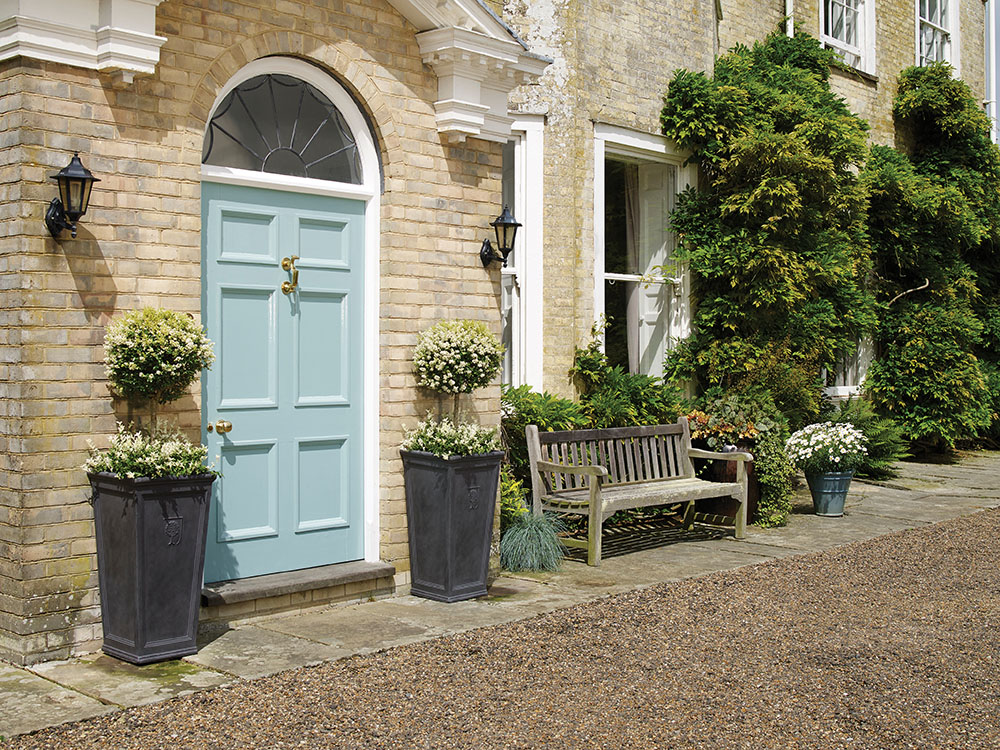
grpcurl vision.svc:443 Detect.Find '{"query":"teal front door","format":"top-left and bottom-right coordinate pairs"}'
top-left (201, 181), bottom-right (365, 583)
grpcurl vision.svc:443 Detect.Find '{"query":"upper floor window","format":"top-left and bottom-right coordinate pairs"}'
top-left (822, 0), bottom-right (875, 74)
top-left (918, 0), bottom-right (953, 65)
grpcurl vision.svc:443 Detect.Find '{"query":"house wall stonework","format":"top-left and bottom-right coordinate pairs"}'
top-left (0, 0), bottom-right (504, 665)
top-left (507, 0), bottom-right (987, 397)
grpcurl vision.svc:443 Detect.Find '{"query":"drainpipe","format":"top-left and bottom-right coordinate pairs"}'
top-left (785, 0), bottom-right (794, 37)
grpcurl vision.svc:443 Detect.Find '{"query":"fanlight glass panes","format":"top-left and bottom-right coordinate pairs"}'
top-left (203, 74), bottom-right (362, 185)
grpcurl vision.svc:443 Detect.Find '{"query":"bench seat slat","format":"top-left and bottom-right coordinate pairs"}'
top-left (542, 478), bottom-right (743, 519)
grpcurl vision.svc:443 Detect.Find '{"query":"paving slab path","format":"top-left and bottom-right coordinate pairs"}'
top-left (3, 451), bottom-right (999, 747)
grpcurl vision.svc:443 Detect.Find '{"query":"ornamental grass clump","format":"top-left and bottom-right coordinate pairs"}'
top-left (785, 422), bottom-right (868, 476)
top-left (500, 512), bottom-right (565, 572)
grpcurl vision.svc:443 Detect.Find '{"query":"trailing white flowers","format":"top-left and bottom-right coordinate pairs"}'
top-left (413, 320), bottom-right (503, 395)
top-left (785, 421), bottom-right (868, 475)
top-left (401, 417), bottom-right (499, 458)
top-left (84, 424), bottom-right (214, 479)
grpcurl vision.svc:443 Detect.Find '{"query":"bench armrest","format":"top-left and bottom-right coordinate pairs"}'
top-left (688, 448), bottom-right (753, 462)
top-left (536, 460), bottom-right (609, 478)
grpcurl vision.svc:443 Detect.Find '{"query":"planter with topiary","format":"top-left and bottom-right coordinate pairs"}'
top-left (400, 320), bottom-right (504, 603)
top-left (84, 308), bottom-right (216, 664)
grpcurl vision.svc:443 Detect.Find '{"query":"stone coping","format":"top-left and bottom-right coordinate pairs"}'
top-left (201, 561), bottom-right (397, 607)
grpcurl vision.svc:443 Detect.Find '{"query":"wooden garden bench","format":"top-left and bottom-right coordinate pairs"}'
top-left (525, 418), bottom-right (752, 566)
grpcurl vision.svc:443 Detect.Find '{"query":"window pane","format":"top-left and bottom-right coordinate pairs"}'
top-left (203, 74), bottom-right (362, 184)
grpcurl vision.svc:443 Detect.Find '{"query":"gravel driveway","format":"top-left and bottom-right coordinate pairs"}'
top-left (10, 509), bottom-right (1000, 750)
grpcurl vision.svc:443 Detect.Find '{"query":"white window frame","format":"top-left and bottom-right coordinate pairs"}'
top-left (592, 123), bottom-right (696, 376)
top-left (501, 116), bottom-right (545, 391)
top-left (916, 0), bottom-right (960, 72)
top-left (824, 339), bottom-right (873, 400)
top-left (821, 0), bottom-right (877, 75)
top-left (987, 0), bottom-right (999, 142)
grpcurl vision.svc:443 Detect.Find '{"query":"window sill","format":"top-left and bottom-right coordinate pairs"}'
top-left (829, 61), bottom-right (879, 86)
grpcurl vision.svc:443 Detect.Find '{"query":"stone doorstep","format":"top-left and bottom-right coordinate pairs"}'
top-left (200, 560), bottom-right (398, 621)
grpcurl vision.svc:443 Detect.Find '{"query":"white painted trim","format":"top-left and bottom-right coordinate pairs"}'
top-left (0, 1), bottom-right (166, 76)
top-left (592, 124), bottom-right (696, 354)
top-left (511, 115), bottom-right (545, 391)
top-left (417, 26), bottom-right (549, 142)
top-left (987, 0), bottom-right (999, 142)
top-left (820, 0), bottom-right (876, 75)
top-left (202, 57), bottom-right (382, 566)
top-left (915, 0), bottom-right (959, 72)
top-left (200, 166), bottom-right (376, 201)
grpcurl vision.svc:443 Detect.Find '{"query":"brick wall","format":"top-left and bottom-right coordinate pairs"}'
top-left (0, 0), bottom-right (504, 665)
top-left (507, 0), bottom-right (986, 397)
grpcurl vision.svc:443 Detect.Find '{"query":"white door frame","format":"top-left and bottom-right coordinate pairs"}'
top-left (200, 56), bottom-right (382, 565)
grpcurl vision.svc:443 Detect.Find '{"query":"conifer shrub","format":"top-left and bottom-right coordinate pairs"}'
top-left (660, 30), bottom-right (876, 424)
top-left (865, 63), bottom-right (1000, 448)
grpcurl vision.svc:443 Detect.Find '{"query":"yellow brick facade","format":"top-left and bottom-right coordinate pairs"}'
top-left (0, 0), bottom-right (505, 665)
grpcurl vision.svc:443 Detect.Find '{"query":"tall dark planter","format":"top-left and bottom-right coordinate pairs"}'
top-left (88, 472), bottom-right (215, 665)
top-left (400, 450), bottom-right (503, 603)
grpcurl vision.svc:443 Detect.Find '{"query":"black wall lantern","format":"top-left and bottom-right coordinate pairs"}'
top-left (480, 205), bottom-right (522, 267)
top-left (46, 153), bottom-right (99, 239)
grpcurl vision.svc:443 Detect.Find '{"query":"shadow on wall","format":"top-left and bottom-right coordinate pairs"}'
top-left (57, 229), bottom-right (118, 324)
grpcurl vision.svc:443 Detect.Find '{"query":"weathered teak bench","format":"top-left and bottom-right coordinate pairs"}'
top-left (525, 418), bottom-right (752, 566)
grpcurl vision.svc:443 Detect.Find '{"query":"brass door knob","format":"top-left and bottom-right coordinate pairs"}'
top-left (207, 420), bottom-right (233, 434)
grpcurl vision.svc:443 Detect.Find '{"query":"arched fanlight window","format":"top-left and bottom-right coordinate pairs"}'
top-left (202, 74), bottom-right (362, 184)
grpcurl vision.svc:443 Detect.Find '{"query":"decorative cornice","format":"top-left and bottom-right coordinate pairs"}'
top-left (0, 0), bottom-right (166, 82)
top-left (416, 26), bottom-right (550, 143)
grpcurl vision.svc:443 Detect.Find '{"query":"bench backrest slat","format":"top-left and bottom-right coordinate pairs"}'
top-left (526, 419), bottom-right (696, 493)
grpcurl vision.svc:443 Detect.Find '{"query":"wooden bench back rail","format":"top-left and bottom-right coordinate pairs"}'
top-left (530, 423), bottom-right (696, 493)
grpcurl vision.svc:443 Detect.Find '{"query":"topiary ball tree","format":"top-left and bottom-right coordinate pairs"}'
top-left (104, 307), bottom-right (215, 430)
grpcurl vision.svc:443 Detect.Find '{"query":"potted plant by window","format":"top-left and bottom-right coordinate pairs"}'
top-left (400, 320), bottom-right (504, 603)
top-left (83, 308), bottom-right (216, 664)
top-left (785, 421), bottom-right (868, 517)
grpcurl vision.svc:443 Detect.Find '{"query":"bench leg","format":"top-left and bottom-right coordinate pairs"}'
top-left (587, 490), bottom-right (603, 566)
top-left (734, 494), bottom-right (747, 540)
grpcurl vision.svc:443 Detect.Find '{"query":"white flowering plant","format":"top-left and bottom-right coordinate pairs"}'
top-left (105, 308), bottom-right (215, 408)
top-left (401, 417), bottom-right (500, 458)
top-left (785, 421), bottom-right (868, 475)
top-left (413, 320), bottom-right (503, 395)
top-left (84, 424), bottom-right (215, 479)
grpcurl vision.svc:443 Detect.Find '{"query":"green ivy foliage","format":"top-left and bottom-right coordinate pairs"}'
top-left (864, 63), bottom-right (1000, 448)
top-left (752, 432), bottom-right (795, 528)
top-left (661, 30), bottom-right (876, 424)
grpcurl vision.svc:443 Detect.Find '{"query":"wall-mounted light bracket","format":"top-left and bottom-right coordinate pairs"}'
top-left (480, 204), bottom-right (521, 267)
top-left (46, 153), bottom-right (99, 239)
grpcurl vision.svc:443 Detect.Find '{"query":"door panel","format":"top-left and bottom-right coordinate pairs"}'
top-left (202, 181), bottom-right (365, 583)
top-left (637, 163), bottom-right (677, 379)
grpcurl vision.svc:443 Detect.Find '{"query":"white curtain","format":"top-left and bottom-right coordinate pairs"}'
top-left (624, 164), bottom-right (640, 374)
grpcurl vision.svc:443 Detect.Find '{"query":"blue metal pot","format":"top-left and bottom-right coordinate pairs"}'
top-left (805, 471), bottom-right (854, 517)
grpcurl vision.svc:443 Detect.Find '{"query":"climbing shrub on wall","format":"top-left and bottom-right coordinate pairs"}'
top-left (660, 30), bottom-right (877, 425)
top-left (864, 63), bottom-right (1000, 448)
